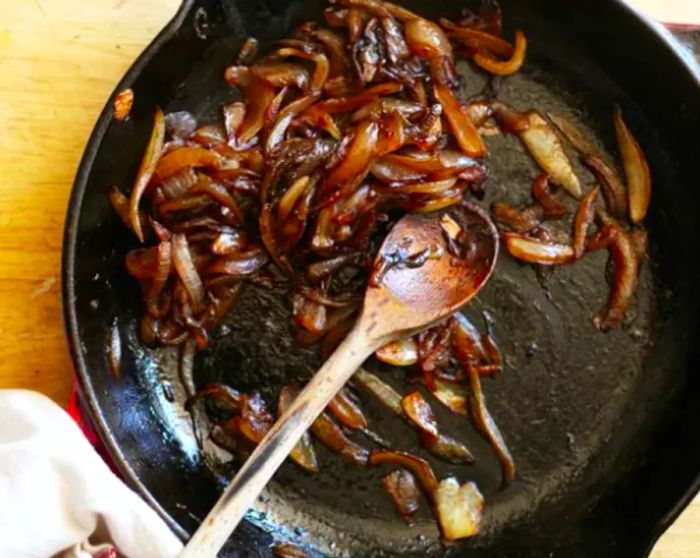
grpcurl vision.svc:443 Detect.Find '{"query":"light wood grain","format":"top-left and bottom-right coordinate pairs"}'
top-left (0, 0), bottom-right (696, 555)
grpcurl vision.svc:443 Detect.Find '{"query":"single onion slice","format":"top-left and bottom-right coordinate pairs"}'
top-left (424, 432), bottom-right (475, 465)
top-left (125, 247), bottom-right (159, 280)
top-left (109, 185), bottom-right (147, 236)
top-left (582, 155), bottom-right (627, 219)
top-left (401, 391), bottom-right (439, 442)
top-left (311, 411), bottom-right (370, 465)
top-left (206, 248), bottom-right (268, 277)
top-left (473, 30), bottom-right (527, 76)
top-left (375, 337), bottom-right (419, 366)
top-left (319, 119), bottom-right (379, 204)
top-left (113, 88), bottom-right (134, 121)
top-left (572, 186), bottom-right (599, 259)
top-left (237, 393), bottom-right (275, 444)
top-left (404, 17), bottom-right (453, 60)
top-left (491, 201), bottom-right (543, 233)
top-left (271, 47), bottom-right (330, 93)
top-left (353, 368), bottom-right (404, 416)
top-left (503, 233), bottom-right (575, 265)
top-left (172, 234), bottom-right (206, 313)
top-left (200, 283), bottom-right (242, 331)
top-left (433, 82), bottom-right (486, 158)
top-left (613, 108), bottom-right (651, 223)
top-left (251, 62), bottom-right (310, 90)
top-left (441, 20), bottom-right (513, 57)
top-left (129, 108), bottom-right (165, 242)
top-left (155, 147), bottom-right (223, 183)
top-left (267, 94), bottom-right (320, 154)
top-left (191, 177), bottom-right (245, 223)
top-left (369, 450), bottom-right (439, 494)
top-left (145, 241), bottom-right (172, 317)
top-left (292, 293), bottom-right (327, 334)
top-left (592, 218), bottom-right (640, 331)
top-left (272, 543), bottom-right (312, 558)
top-left (382, 469), bottom-right (421, 521)
top-left (495, 105), bottom-right (581, 197)
top-left (434, 478), bottom-right (484, 541)
top-left (238, 77), bottom-right (277, 144)
top-left (531, 173), bottom-right (568, 218)
top-left (468, 365), bottom-right (515, 485)
top-left (310, 28), bottom-right (350, 77)
top-left (429, 378), bottom-right (468, 415)
top-left (547, 112), bottom-right (602, 158)
top-left (327, 388), bottom-right (368, 429)
top-left (278, 384), bottom-right (320, 473)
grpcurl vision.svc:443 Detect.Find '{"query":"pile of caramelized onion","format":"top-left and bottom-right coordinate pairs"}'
top-left (110, 0), bottom-right (650, 545)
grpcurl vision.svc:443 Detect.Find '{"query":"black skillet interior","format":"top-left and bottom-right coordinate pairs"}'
top-left (63, 1), bottom-right (700, 556)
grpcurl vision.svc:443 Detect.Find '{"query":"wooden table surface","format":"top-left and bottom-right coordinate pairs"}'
top-left (0, 0), bottom-right (697, 555)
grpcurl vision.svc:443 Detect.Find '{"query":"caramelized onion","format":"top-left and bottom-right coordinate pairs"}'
top-left (503, 233), bottom-right (574, 265)
top-left (129, 108), bottom-right (165, 242)
top-left (613, 108), bottom-right (651, 223)
top-left (473, 30), bottom-right (527, 75)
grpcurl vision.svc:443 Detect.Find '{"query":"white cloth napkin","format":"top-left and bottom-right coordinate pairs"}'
top-left (0, 389), bottom-right (184, 558)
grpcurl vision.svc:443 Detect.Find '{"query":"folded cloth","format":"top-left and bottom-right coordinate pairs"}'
top-left (0, 390), bottom-right (183, 558)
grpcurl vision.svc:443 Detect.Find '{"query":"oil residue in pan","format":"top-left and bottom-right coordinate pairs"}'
top-left (129, 62), bottom-right (658, 557)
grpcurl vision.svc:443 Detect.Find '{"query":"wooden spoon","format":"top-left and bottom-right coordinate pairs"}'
top-left (178, 202), bottom-right (499, 558)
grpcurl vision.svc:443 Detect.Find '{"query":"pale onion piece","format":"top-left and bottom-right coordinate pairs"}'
top-left (520, 112), bottom-right (581, 198)
top-left (434, 478), bottom-right (484, 540)
top-left (375, 337), bottom-right (418, 366)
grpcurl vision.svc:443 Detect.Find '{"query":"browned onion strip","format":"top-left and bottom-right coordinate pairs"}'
top-left (272, 543), bottom-right (312, 558)
top-left (272, 48), bottom-right (330, 93)
top-left (311, 411), bottom-right (370, 465)
top-left (592, 221), bottom-right (640, 331)
top-left (277, 384), bottom-right (320, 473)
top-left (531, 173), bottom-right (568, 218)
top-left (311, 28), bottom-right (350, 77)
top-left (109, 185), bottom-right (148, 236)
top-left (155, 147), bottom-right (223, 182)
top-left (327, 388), bottom-right (368, 430)
top-left (433, 82), bottom-right (486, 158)
top-left (473, 30), bottom-right (527, 76)
top-left (145, 241), bottom-right (172, 317)
top-left (129, 108), bottom-right (165, 242)
top-left (206, 248), bottom-right (268, 277)
top-left (441, 20), bottom-right (513, 57)
top-left (582, 155), bottom-right (627, 218)
top-left (503, 233), bottom-right (575, 265)
top-left (401, 391), bottom-right (439, 441)
top-left (266, 94), bottom-right (320, 153)
top-left (572, 186), bottom-right (599, 259)
top-left (191, 177), bottom-right (244, 222)
top-left (353, 368), bottom-right (404, 416)
top-left (404, 17), bottom-right (453, 61)
top-left (238, 77), bottom-right (277, 144)
top-left (468, 364), bottom-right (515, 485)
top-left (172, 234), bottom-right (206, 313)
top-left (382, 469), bottom-right (421, 521)
top-left (613, 108), bottom-right (651, 223)
top-left (318, 119), bottom-right (379, 205)
top-left (369, 450), bottom-right (439, 494)
top-left (547, 112), bottom-right (601, 158)
top-left (491, 202), bottom-right (543, 233)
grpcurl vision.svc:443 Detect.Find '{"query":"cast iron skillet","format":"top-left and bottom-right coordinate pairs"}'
top-left (63, 1), bottom-right (700, 556)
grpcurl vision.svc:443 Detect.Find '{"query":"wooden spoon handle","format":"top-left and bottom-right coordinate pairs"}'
top-left (177, 324), bottom-right (380, 558)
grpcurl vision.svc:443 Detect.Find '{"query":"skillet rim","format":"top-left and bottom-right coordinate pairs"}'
top-left (60, 0), bottom-right (700, 552)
